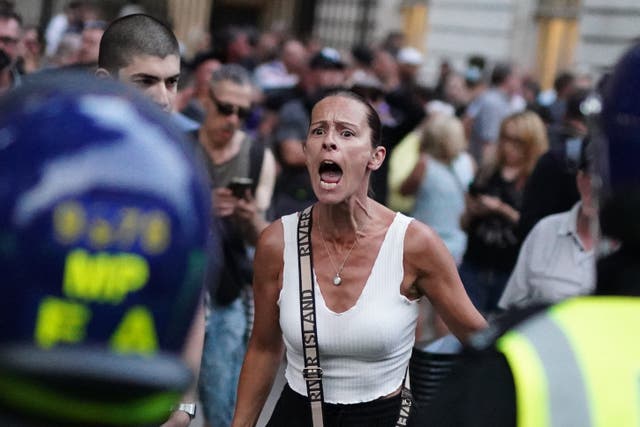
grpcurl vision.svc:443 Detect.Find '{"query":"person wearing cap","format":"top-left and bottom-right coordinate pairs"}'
top-left (0, 72), bottom-right (213, 427)
top-left (396, 46), bottom-right (423, 86)
top-left (387, 47), bottom-right (428, 119)
top-left (270, 46), bottom-right (347, 219)
top-left (411, 43), bottom-right (640, 427)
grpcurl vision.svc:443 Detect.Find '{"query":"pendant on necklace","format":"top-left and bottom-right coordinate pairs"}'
top-left (333, 274), bottom-right (342, 286)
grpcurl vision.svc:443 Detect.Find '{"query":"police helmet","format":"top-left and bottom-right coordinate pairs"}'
top-left (0, 72), bottom-right (212, 426)
top-left (596, 42), bottom-right (640, 246)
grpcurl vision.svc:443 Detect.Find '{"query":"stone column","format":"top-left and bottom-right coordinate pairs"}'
top-left (535, 0), bottom-right (581, 89)
top-left (401, 0), bottom-right (429, 52)
top-left (168, 0), bottom-right (213, 59)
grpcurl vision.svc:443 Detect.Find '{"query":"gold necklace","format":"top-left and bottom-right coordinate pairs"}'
top-left (318, 217), bottom-right (359, 286)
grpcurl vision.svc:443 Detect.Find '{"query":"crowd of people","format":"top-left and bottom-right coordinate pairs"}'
top-left (2, 0), bottom-right (636, 426)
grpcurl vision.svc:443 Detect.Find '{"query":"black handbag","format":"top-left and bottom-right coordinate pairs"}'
top-left (409, 334), bottom-right (462, 408)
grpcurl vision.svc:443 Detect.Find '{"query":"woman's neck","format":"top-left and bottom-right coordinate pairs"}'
top-left (316, 197), bottom-right (373, 241)
top-left (501, 164), bottom-right (520, 180)
top-left (501, 165), bottom-right (527, 189)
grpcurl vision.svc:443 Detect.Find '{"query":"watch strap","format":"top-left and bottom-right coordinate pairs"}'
top-left (174, 402), bottom-right (196, 420)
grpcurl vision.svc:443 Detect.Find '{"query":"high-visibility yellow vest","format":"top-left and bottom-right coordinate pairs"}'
top-left (496, 296), bottom-right (640, 427)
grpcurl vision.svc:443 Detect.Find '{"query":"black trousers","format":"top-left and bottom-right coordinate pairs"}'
top-left (266, 383), bottom-right (410, 427)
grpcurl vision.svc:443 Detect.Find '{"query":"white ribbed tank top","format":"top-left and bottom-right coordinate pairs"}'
top-left (278, 211), bottom-right (420, 404)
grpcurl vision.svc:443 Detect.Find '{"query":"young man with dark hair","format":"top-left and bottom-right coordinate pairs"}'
top-left (97, 13), bottom-right (181, 113)
top-left (97, 14), bottom-right (202, 427)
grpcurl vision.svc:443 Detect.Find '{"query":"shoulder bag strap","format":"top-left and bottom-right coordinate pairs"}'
top-left (297, 206), bottom-right (324, 427)
top-left (396, 368), bottom-right (412, 426)
top-left (297, 205), bottom-right (411, 427)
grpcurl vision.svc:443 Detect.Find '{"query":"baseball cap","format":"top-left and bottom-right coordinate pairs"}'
top-left (397, 46), bottom-right (424, 66)
top-left (310, 47), bottom-right (345, 70)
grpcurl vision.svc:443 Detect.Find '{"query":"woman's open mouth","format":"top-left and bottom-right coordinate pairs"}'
top-left (319, 160), bottom-right (343, 189)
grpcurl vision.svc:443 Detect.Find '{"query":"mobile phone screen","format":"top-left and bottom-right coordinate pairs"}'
top-left (228, 177), bottom-right (253, 199)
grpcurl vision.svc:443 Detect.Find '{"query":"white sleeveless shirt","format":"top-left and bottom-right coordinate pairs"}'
top-left (278, 211), bottom-right (420, 404)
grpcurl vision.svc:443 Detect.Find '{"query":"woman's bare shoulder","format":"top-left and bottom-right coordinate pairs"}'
top-left (253, 219), bottom-right (285, 287)
top-left (256, 218), bottom-right (285, 257)
top-left (403, 218), bottom-right (449, 262)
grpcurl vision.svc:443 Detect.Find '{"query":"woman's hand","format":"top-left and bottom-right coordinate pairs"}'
top-left (477, 194), bottom-right (502, 212)
top-left (465, 193), bottom-right (491, 217)
top-left (235, 190), bottom-right (258, 222)
top-left (477, 195), bottom-right (520, 223)
top-left (235, 192), bottom-right (268, 246)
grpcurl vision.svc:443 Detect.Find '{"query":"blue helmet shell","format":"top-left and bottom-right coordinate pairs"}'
top-left (597, 42), bottom-right (640, 243)
top-left (0, 71), bottom-right (213, 425)
top-left (600, 43), bottom-right (640, 195)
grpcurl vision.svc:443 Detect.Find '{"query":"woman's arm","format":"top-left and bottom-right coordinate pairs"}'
top-left (460, 192), bottom-right (487, 231)
top-left (232, 221), bottom-right (286, 427)
top-left (160, 302), bottom-right (206, 427)
top-left (405, 220), bottom-right (487, 342)
top-left (399, 153), bottom-right (428, 196)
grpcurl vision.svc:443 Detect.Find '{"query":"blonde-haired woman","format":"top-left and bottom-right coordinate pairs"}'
top-left (401, 114), bottom-right (476, 343)
top-left (459, 110), bottom-right (548, 315)
top-left (405, 114), bottom-right (475, 265)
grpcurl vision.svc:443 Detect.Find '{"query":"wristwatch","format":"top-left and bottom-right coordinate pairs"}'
top-left (174, 402), bottom-right (197, 420)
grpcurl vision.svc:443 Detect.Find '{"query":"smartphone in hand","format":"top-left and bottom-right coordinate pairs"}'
top-left (227, 177), bottom-right (254, 199)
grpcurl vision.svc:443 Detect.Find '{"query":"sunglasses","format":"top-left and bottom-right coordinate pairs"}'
top-left (209, 90), bottom-right (251, 119)
top-left (500, 134), bottom-right (526, 145)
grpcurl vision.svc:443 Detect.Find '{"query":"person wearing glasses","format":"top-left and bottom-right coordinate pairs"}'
top-left (0, 7), bottom-right (22, 94)
top-left (192, 63), bottom-right (277, 427)
top-left (459, 111), bottom-right (548, 316)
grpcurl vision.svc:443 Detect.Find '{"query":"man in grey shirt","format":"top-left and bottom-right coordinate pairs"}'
top-left (465, 63), bottom-right (522, 165)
